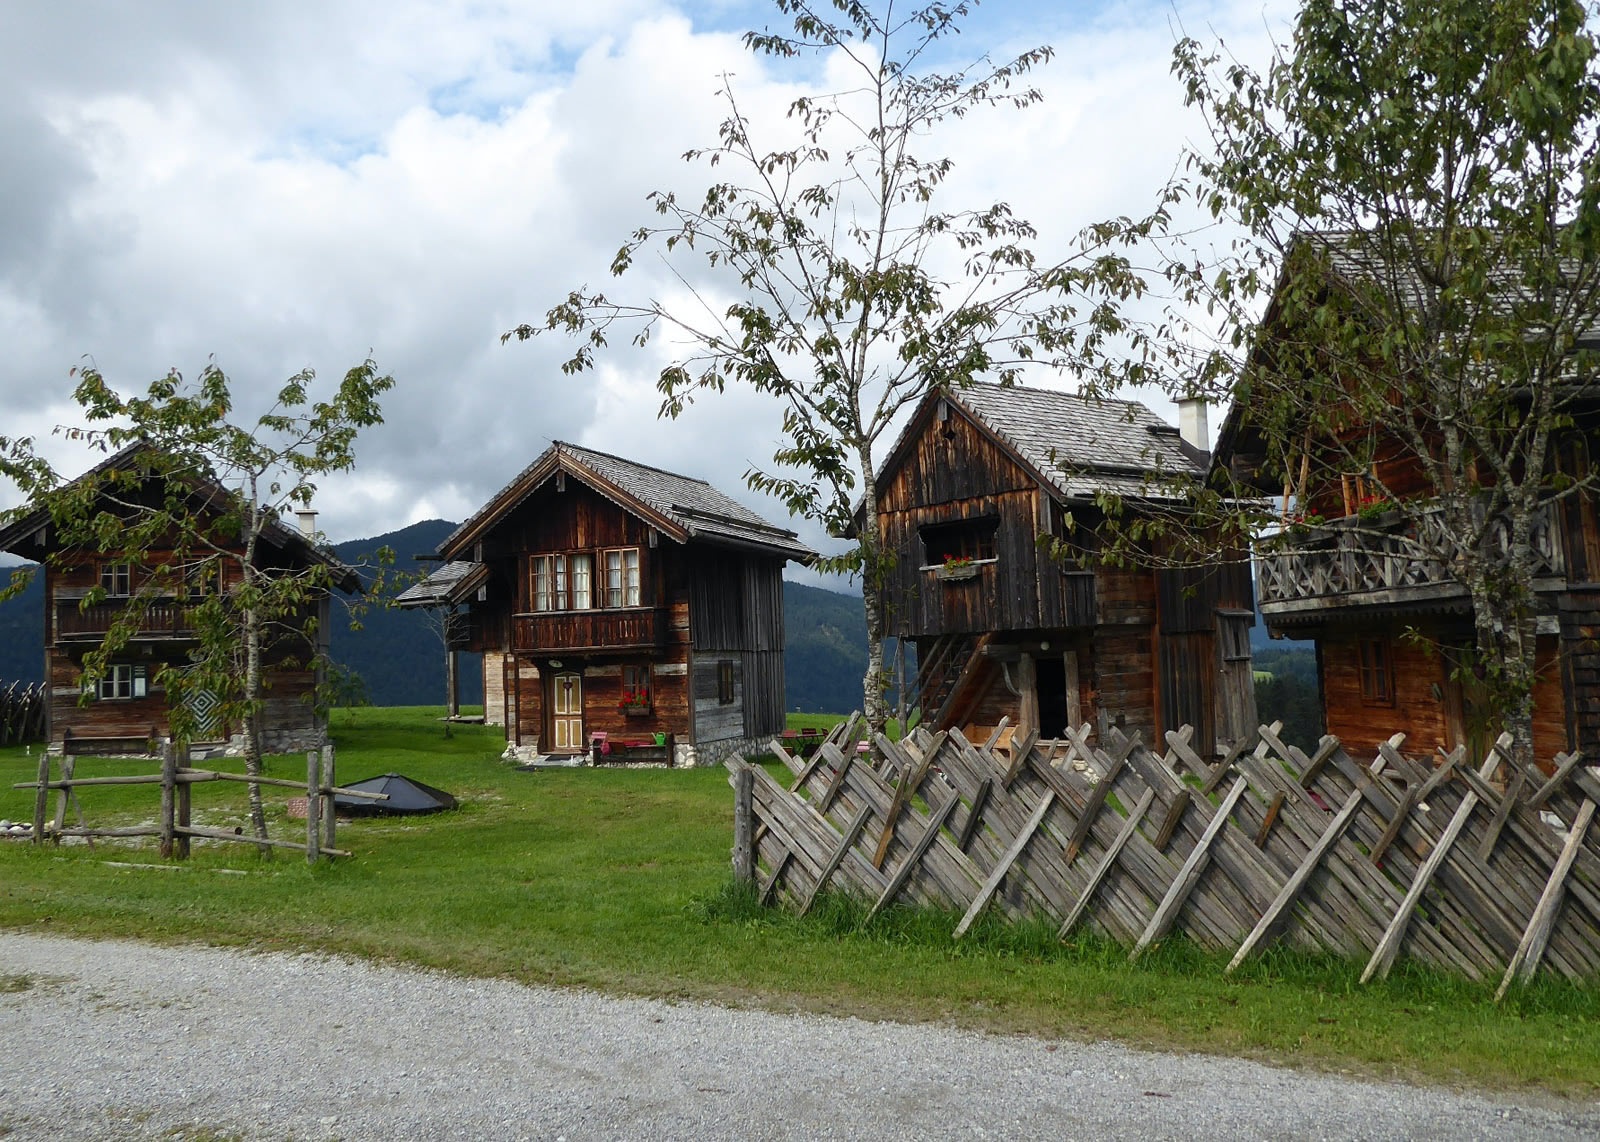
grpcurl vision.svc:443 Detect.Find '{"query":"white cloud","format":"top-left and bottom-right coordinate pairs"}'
top-left (0, 0), bottom-right (1294, 572)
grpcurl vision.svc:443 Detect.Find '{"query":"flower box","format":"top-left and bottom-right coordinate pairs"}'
top-left (621, 704), bottom-right (652, 717)
top-left (936, 564), bottom-right (979, 582)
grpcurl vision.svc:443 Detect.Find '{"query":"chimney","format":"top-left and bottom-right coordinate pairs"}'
top-left (1177, 396), bottom-right (1209, 453)
top-left (294, 508), bottom-right (318, 540)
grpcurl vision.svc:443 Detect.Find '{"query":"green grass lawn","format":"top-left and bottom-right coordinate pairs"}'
top-left (2, 706), bottom-right (1598, 1096)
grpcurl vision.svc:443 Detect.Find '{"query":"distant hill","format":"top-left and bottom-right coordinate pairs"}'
top-left (784, 580), bottom-right (870, 714)
top-left (0, 566), bottom-right (44, 682)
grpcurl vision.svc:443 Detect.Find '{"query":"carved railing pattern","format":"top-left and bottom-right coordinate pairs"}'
top-left (512, 607), bottom-right (663, 653)
top-left (1259, 502), bottom-right (1565, 607)
top-left (56, 599), bottom-right (200, 641)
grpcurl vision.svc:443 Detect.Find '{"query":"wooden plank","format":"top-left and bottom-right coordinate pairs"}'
top-left (1254, 791), bottom-right (1286, 848)
top-left (1131, 776), bottom-right (1249, 960)
top-left (798, 802), bottom-right (875, 916)
top-left (866, 793), bottom-right (964, 922)
top-left (1151, 790), bottom-right (1193, 852)
top-left (732, 764), bottom-right (755, 884)
top-left (1497, 799), bottom-right (1597, 999)
top-left (1228, 754), bottom-right (1385, 973)
top-left (31, 752), bottom-right (48, 843)
top-left (1058, 787), bottom-right (1156, 939)
top-left (954, 791), bottom-right (1056, 937)
top-left (1361, 741), bottom-right (1507, 984)
top-left (1062, 733), bottom-right (1139, 866)
top-left (1370, 746), bottom-right (1462, 865)
top-left (955, 778), bottom-right (993, 852)
top-left (1529, 752), bottom-right (1585, 810)
top-left (759, 849), bottom-right (794, 906)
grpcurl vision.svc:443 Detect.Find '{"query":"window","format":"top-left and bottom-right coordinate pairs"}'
top-left (919, 518), bottom-right (999, 567)
top-left (100, 563), bottom-right (131, 597)
top-left (531, 555), bottom-right (572, 611)
top-left (604, 548), bottom-right (641, 608)
top-left (717, 659), bottom-right (735, 705)
top-left (621, 664), bottom-right (652, 713)
top-left (1217, 612), bottom-right (1253, 662)
top-left (1358, 638), bottom-right (1393, 705)
top-left (96, 663), bottom-right (148, 701)
top-left (571, 554), bottom-right (593, 610)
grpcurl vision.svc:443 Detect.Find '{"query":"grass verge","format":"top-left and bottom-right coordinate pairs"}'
top-left (1, 707), bottom-right (1597, 1096)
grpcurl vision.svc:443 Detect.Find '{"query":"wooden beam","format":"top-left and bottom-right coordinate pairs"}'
top-left (1058, 787), bottom-right (1156, 939)
top-left (1132, 776), bottom-right (1250, 960)
top-left (797, 803), bottom-right (875, 917)
top-left (954, 791), bottom-right (1056, 938)
top-left (866, 793), bottom-right (963, 922)
top-left (1496, 799), bottom-right (1597, 1000)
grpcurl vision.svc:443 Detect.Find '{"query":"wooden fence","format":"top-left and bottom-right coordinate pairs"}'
top-left (731, 719), bottom-right (1600, 996)
top-left (0, 681), bottom-right (46, 747)
top-left (13, 743), bottom-right (384, 861)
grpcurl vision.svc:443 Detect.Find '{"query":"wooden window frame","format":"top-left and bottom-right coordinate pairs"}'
top-left (100, 562), bottom-right (131, 598)
top-left (1217, 610), bottom-right (1254, 662)
top-left (621, 663), bottom-right (652, 714)
top-left (604, 547), bottom-right (642, 609)
top-left (717, 659), bottom-right (735, 705)
top-left (96, 662), bottom-right (148, 701)
top-left (918, 517), bottom-right (1000, 569)
top-left (531, 553), bottom-right (593, 612)
top-left (1358, 637), bottom-right (1394, 706)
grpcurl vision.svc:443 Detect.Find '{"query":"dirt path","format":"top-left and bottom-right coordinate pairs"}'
top-left (1, 931), bottom-right (1595, 1140)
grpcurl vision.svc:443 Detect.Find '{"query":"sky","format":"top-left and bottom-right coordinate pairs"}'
top-left (0, 0), bottom-right (1295, 578)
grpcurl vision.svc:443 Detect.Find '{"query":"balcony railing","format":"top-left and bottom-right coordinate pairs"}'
top-left (1258, 501), bottom-right (1566, 614)
top-left (512, 607), bottom-right (664, 653)
top-left (55, 598), bottom-right (200, 641)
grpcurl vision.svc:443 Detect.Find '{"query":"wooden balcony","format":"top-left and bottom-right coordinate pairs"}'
top-left (512, 607), bottom-right (665, 654)
top-left (55, 598), bottom-right (200, 642)
top-left (1258, 502), bottom-right (1566, 620)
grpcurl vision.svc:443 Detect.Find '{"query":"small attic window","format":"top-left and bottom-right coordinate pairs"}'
top-left (920, 517), bottom-right (999, 566)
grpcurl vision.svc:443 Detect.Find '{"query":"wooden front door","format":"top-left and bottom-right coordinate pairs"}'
top-left (550, 672), bottom-right (584, 752)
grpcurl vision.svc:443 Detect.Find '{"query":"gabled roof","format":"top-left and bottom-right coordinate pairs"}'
top-left (877, 383), bottom-right (1206, 506)
top-left (0, 440), bottom-right (361, 592)
top-left (394, 560), bottom-right (488, 609)
top-left (439, 441), bottom-right (815, 564)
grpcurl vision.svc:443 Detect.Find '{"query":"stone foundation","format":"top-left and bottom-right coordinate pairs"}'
top-left (682, 734), bottom-right (779, 769)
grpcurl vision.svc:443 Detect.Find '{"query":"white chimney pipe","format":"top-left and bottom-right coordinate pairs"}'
top-left (294, 508), bottom-right (318, 539)
top-left (1177, 397), bottom-right (1209, 452)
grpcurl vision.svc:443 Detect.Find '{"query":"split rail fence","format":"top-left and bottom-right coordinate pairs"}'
top-left (0, 681), bottom-right (46, 747)
top-left (730, 718), bottom-right (1600, 997)
top-left (12, 743), bottom-right (384, 861)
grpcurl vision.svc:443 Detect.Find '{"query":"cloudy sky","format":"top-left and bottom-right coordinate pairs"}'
top-left (0, 0), bottom-right (1294, 576)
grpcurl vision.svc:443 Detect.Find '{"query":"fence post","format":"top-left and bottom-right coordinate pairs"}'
top-left (175, 740), bottom-right (191, 859)
top-left (321, 745), bottom-right (336, 856)
top-left (732, 763), bottom-right (755, 884)
top-left (305, 750), bottom-right (321, 864)
top-left (159, 739), bottom-right (176, 859)
top-left (32, 750), bottom-right (49, 844)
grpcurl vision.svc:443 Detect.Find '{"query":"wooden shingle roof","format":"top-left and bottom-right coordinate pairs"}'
top-left (438, 441), bottom-right (815, 563)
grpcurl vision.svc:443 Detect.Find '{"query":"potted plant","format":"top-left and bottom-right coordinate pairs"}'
top-left (936, 553), bottom-right (979, 582)
top-left (619, 687), bottom-right (651, 716)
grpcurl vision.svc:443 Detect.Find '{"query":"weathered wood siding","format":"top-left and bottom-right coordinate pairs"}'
top-left (876, 407), bottom-right (1091, 638)
top-left (1560, 589), bottom-right (1600, 762)
top-left (482, 651), bottom-right (506, 726)
top-left (687, 549), bottom-right (787, 741)
top-left (692, 655), bottom-right (744, 743)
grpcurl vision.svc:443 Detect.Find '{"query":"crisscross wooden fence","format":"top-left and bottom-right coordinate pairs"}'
top-left (0, 681), bottom-right (46, 746)
top-left (730, 718), bottom-right (1600, 996)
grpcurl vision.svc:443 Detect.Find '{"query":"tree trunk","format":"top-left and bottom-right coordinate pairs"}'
top-left (856, 453), bottom-right (889, 747)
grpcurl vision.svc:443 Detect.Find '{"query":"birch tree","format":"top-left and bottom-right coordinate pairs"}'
top-left (0, 359), bottom-right (393, 846)
top-left (508, 0), bottom-right (1162, 738)
top-left (1159, 0), bottom-right (1600, 765)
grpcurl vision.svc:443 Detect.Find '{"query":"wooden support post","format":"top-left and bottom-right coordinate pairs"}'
top-left (1131, 776), bottom-right (1249, 960)
top-left (1361, 739), bottom-right (1506, 984)
top-left (176, 748), bottom-right (191, 859)
top-left (321, 745), bottom-right (336, 856)
top-left (1058, 788), bottom-right (1156, 939)
top-left (32, 751), bottom-right (49, 844)
top-left (159, 739), bottom-right (177, 859)
top-left (306, 750), bottom-right (321, 865)
top-left (1496, 799), bottom-right (1597, 1000)
top-left (732, 764), bottom-right (756, 885)
top-left (1228, 755), bottom-right (1385, 973)
top-left (954, 791), bottom-right (1055, 937)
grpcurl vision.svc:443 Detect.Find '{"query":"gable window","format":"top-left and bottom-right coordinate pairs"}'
top-left (717, 659), bottom-right (735, 705)
top-left (919, 518), bottom-right (999, 567)
top-left (96, 663), bottom-right (148, 701)
top-left (1217, 612), bottom-right (1253, 662)
top-left (1358, 638), bottom-right (1393, 705)
top-left (604, 548), bottom-right (641, 608)
top-left (100, 563), bottom-right (131, 598)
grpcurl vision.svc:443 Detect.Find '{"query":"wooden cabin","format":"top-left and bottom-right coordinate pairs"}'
top-left (1215, 234), bottom-right (1600, 764)
top-left (410, 442), bottom-right (814, 766)
top-left (0, 442), bottom-right (359, 755)
top-left (874, 383), bottom-right (1258, 759)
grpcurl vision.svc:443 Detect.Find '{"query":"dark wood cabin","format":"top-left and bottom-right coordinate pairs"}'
top-left (1215, 235), bottom-right (1600, 764)
top-left (874, 383), bottom-right (1258, 759)
top-left (407, 442), bottom-right (814, 766)
top-left (0, 442), bottom-right (359, 755)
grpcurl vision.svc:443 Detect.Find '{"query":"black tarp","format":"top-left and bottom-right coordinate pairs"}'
top-left (334, 773), bottom-right (459, 817)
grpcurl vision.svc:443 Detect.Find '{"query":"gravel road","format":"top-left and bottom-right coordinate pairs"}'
top-left (1, 931), bottom-right (1596, 1141)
